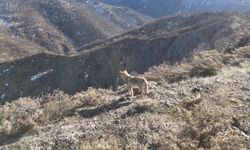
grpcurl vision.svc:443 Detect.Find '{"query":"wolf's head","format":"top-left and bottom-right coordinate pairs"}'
top-left (119, 70), bottom-right (127, 74)
top-left (119, 70), bottom-right (131, 81)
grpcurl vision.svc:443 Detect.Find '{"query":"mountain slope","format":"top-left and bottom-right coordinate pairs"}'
top-left (102, 0), bottom-right (250, 18)
top-left (78, 12), bottom-right (250, 62)
top-left (0, 0), bottom-right (152, 62)
top-left (0, 1), bottom-right (76, 56)
top-left (1, 12), bottom-right (250, 102)
top-left (78, 0), bottom-right (153, 30)
top-left (0, 47), bottom-right (249, 149)
top-left (0, 24), bottom-right (47, 63)
top-left (35, 0), bottom-right (123, 47)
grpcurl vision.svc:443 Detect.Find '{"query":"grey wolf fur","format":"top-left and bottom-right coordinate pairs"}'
top-left (119, 70), bottom-right (149, 97)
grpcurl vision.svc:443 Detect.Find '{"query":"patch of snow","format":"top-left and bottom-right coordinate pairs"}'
top-left (84, 73), bottom-right (89, 78)
top-left (0, 18), bottom-right (10, 28)
top-left (30, 69), bottom-right (54, 81)
top-left (0, 17), bottom-right (16, 29)
top-left (3, 65), bottom-right (14, 73)
top-left (83, 66), bottom-right (90, 79)
top-left (1, 94), bottom-right (5, 100)
top-left (5, 83), bottom-right (8, 87)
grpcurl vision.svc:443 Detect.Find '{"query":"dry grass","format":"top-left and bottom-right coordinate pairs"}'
top-left (79, 136), bottom-right (120, 150)
top-left (189, 50), bottom-right (224, 77)
top-left (0, 88), bottom-right (111, 143)
top-left (145, 50), bottom-right (229, 82)
top-left (169, 97), bottom-right (249, 150)
top-left (0, 47), bottom-right (249, 149)
top-left (39, 88), bottom-right (108, 124)
top-left (145, 63), bottom-right (191, 83)
top-left (232, 46), bottom-right (250, 58)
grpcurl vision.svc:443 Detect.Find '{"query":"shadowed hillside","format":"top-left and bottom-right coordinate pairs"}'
top-left (78, 12), bottom-right (250, 57)
top-left (1, 12), bottom-right (250, 103)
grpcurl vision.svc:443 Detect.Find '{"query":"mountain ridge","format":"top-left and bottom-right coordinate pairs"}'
top-left (1, 12), bottom-right (250, 103)
top-left (102, 0), bottom-right (250, 18)
top-left (0, 0), bottom-right (152, 62)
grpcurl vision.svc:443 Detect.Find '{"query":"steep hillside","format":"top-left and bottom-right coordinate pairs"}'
top-left (35, 0), bottom-right (123, 47)
top-left (78, 12), bottom-right (250, 62)
top-left (0, 47), bottom-right (249, 149)
top-left (1, 12), bottom-right (250, 103)
top-left (78, 0), bottom-right (153, 30)
top-left (0, 0), bottom-right (76, 55)
top-left (0, 0), bottom-right (151, 61)
top-left (0, 23), bottom-right (47, 63)
top-left (102, 0), bottom-right (250, 18)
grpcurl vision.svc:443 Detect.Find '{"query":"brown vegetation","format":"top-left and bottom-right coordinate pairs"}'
top-left (0, 47), bottom-right (249, 149)
top-left (0, 88), bottom-right (113, 145)
top-left (145, 50), bottom-right (230, 83)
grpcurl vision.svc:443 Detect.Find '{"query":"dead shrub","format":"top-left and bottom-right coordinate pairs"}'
top-left (234, 46), bottom-right (250, 58)
top-left (39, 89), bottom-right (102, 124)
top-left (0, 97), bottom-right (38, 142)
top-left (145, 50), bottom-right (225, 83)
top-left (39, 90), bottom-right (72, 124)
top-left (71, 87), bottom-right (103, 107)
top-left (121, 99), bottom-right (158, 118)
top-left (0, 88), bottom-right (105, 132)
top-left (145, 63), bottom-right (191, 83)
top-left (169, 96), bottom-right (235, 149)
top-left (189, 50), bottom-right (224, 77)
top-left (211, 128), bottom-right (250, 149)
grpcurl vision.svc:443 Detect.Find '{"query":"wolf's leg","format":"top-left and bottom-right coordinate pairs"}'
top-left (127, 86), bottom-right (131, 95)
top-left (140, 87), bottom-right (144, 98)
top-left (131, 88), bottom-right (134, 97)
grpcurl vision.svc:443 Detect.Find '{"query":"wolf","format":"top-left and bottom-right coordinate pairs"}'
top-left (119, 70), bottom-right (149, 97)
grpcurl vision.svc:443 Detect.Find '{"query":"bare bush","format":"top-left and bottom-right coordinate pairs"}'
top-left (145, 50), bottom-right (225, 83)
top-left (189, 50), bottom-right (224, 77)
top-left (145, 63), bottom-right (191, 83)
top-left (0, 88), bottom-right (108, 142)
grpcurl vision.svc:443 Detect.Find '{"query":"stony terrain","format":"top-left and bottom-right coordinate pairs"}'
top-left (0, 47), bottom-right (249, 149)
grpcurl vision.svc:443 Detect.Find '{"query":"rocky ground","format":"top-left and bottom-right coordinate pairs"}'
top-left (0, 47), bottom-right (249, 149)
